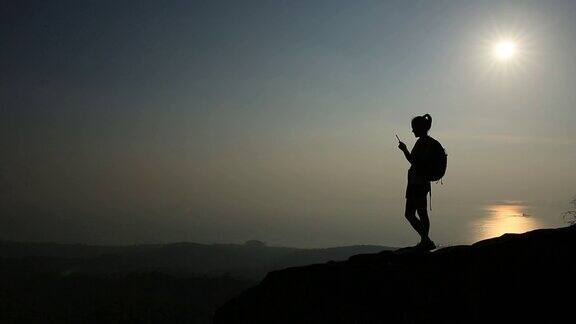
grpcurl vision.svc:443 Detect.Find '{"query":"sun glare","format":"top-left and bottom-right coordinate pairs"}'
top-left (494, 40), bottom-right (517, 61)
top-left (476, 25), bottom-right (533, 76)
top-left (473, 203), bottom-right (541, 242)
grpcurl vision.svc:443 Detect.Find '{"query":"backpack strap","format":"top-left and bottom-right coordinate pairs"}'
top-left (429, 185), bottom-right (432, 211)
top-left (429, 179), bottom-right (444, 211)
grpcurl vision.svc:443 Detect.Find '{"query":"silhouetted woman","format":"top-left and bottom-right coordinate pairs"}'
top-left (398, 114), bottom-right (436, 250)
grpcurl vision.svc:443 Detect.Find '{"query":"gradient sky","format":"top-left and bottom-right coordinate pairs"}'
top-left (2, 0), bottom-right (575, 247)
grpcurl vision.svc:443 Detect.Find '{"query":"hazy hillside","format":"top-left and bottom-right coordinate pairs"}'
top-left (0, 240), bottom-right (394, 322)
top-left (0, 271), bottom-right (252, 323)
top-left (0, 240), bottom-right (394, 279)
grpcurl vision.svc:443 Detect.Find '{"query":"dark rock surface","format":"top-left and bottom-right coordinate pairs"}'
top-left (214, 225), bottom-right (576, 323)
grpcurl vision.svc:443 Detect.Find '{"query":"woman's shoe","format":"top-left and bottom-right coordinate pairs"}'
top-left (423, 238), bottom-right (436, 250)
top-left (416, 238), bottom-right (436, 251)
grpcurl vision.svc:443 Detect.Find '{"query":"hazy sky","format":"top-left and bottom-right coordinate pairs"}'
top-left (2, 0), bottom-right (575, 247)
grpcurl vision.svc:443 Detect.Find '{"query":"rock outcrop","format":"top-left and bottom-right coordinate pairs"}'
top-left (214, 225), bottom-right (576, 323)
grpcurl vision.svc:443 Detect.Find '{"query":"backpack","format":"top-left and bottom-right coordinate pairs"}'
top-left (424, 138), bottom-right (447, 182)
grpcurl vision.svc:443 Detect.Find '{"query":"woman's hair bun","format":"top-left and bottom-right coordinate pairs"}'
top-left (425, 114), bottom-right (432, 129)
top-left (411, 114), bottom-right (432, 132)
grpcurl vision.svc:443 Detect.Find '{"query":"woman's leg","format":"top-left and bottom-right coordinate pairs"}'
top-left (415, 195), bottom-right (435, 248)
top-left (416, 201), bottom-right (430, 239)
top-left (405, 199), bottom-right (424, 238)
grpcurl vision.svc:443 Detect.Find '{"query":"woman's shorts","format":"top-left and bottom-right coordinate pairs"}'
top-left (405, 182), bottom-right (431, 200)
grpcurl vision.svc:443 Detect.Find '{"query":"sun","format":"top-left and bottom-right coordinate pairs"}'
top-left (493, 40), bottom-right (518, 61)
top-left (477, 23), bottom-right (534, 76)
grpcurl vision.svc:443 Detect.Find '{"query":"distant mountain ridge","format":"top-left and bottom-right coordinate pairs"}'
top-left (0, 240), bottom-right (393, 322)
top-left (0, 240), bottom-right (394, 279)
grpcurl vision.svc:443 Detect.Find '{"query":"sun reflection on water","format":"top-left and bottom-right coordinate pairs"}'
top-left (473, 203), bottom-right (542, 242)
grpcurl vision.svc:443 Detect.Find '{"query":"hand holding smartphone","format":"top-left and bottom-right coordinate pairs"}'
top-left (396, 134), bottom-right (407, 151)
